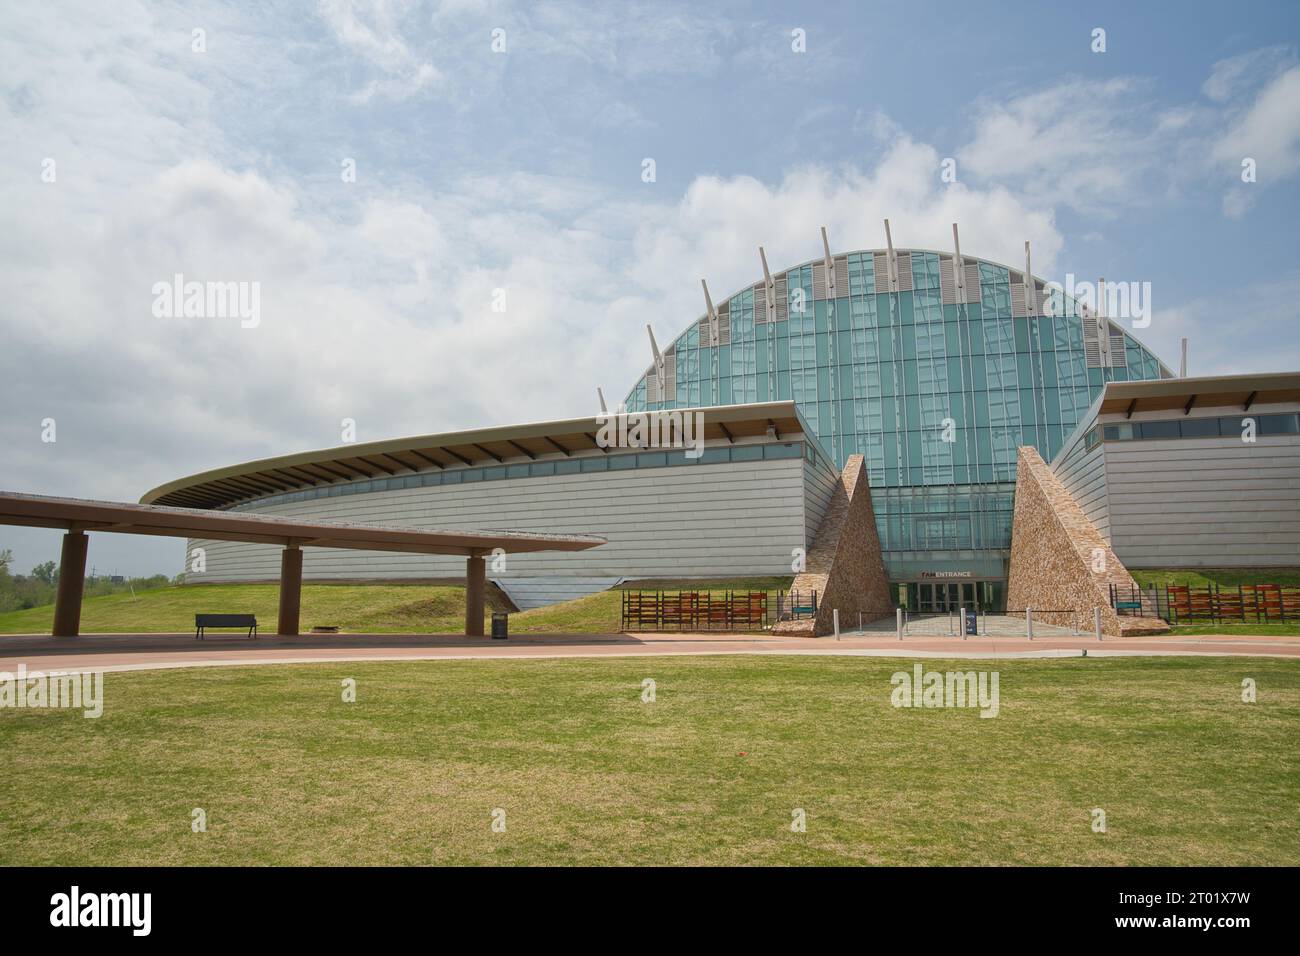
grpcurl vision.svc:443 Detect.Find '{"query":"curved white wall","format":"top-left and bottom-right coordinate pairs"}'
top-left (186, 455), bottom-right (831, 584)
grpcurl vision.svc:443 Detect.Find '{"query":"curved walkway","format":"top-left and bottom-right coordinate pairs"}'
top-left (0, 629), bottom-right (1297, 673)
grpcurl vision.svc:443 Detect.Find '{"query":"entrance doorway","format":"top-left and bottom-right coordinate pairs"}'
top-left (916, 581), bottom-right (974, 613)
top-left (902, 580), bottom-right (1005, 613)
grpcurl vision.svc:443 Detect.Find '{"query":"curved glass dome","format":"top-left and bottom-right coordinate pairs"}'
top-left (623, 247), bottom-right (1173, 583)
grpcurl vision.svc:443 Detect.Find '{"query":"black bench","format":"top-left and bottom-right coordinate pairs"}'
top-left (195, 614), bottom-right (259, 640)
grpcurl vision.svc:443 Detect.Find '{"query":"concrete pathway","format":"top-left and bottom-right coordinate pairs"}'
top-left (0, 629), bottom-right (1297, 673)
top-left (852, 612), bottom-right (1085, 638)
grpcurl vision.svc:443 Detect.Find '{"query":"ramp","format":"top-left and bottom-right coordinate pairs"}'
top-left (493, 577), bottom-right (623, 610)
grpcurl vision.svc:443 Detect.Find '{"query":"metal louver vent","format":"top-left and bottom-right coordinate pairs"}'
top-left (963, 263), bottom-right (982, 302)
top-left (895, 253), bottom-right (913, 291)
top-left (873, 252), bottom-right (891, 292)
top-left (812, 262), bottom-right (827, 300)
top-left (1037, 285), bottom-right (1052, 315)
top-left (834, 256), bottom-right (849, 296)
top-left (939, 256), bottom-right (958, 305)
top-left (719, 312), bottom-right (731, 345)
top-left (663, 348), bottom-right (676, 401)
top-left (1010, 281), bottom-right (1028, 317)
top-left (646, 370), bottom-right (660, 403)
top-left (1108, 330), bottom-right (1127, 367)
top-left (775, 276), bottom-right (788, 322)
top-left (1082, 315), bottom-right (1103, 368)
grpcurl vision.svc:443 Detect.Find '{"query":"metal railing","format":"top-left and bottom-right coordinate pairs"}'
top-left (776, 589), bottom-right (818, 622)
top-left (620, 589), bottom-right (772, 632)
top-left (1110, 583), bottom-right (1300, 625)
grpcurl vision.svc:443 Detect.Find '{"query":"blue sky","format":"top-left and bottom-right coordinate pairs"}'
top-left (2, 0), bottom-right (1298, 576)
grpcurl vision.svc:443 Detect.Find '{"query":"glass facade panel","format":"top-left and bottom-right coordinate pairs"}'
top-left (623, 249), bottom-right (1173, 581)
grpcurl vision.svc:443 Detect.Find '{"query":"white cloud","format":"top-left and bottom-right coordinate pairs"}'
top-left (960, 54), bottom-right (1300, 223)
top-left (628, 134), bottom-right (1063, 345)
top-left (1212, 65), bottom-right (1300, 217)
top-left (958, 78), bottom-right (1185, 217)
top-left (317, 0), bottom-right (442, 101)
top-left (1203, 45), bottom-right (1293, 103)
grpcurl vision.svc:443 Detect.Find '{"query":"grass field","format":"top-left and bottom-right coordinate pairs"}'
top-left (1130, 568), bottom-right (1300, 588)
top-left (0, 577), bottom-right (793, 636)
top-left (0, 655), bottom-right (1295, 865)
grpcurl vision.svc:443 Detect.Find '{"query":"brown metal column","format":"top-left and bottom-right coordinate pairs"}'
top-left (278, 544), bottom-right (303, 636)
top-left (465, 554), bottom-right (486, 637)
top-left (51, 530), bottom-right (89, 637)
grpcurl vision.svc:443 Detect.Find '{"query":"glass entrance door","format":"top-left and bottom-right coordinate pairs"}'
top-left (905, 580), bottom-right (1007, 614)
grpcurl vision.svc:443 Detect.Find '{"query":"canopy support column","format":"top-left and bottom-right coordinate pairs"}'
top-left (52, 530), bottom-right (89, 637)
top-left (278, 544), bottom-right (303, 636)
top-left (466, 554), bottom-right (486, 637)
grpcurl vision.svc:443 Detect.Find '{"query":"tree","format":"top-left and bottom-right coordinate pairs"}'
top-left (31, 560), bottom-right (57, 585)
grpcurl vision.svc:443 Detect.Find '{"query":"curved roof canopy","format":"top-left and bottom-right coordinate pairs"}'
top-left (141, 402), bottom-right (813, 511)
top-left (1098, 371), bottom-right (1300, 417)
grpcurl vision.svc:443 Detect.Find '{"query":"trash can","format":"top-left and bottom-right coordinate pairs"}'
top-left (491, 612), bottom-right (509, 640)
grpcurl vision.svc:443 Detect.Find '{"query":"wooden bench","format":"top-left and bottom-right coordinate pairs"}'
top-left (195, 613), bottom-right (259, 640)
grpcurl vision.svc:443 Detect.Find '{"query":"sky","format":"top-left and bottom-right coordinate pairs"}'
top-left (1, 0), bottom-right (1298, 577)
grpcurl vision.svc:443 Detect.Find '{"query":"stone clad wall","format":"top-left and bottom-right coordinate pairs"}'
top-left (773, 455), bottom-right (895, 636)
top-left (1006, 447), bottom-right (1168, 636)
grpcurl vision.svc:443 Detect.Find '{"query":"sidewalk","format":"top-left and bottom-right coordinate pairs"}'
top-left (0, 628), bottom-right (1297, 673)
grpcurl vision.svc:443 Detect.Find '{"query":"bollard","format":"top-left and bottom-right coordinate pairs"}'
top-left (960, 606), bottom-right (966, 640)
top-left (833, 608), bottom-right (840, 641)
top-left (1094, 606), bottom-right (1103, 641)
top-left (1026, 607), bottom-right (1033, 640)
top-left (896, 606), bottom-right (903, 641)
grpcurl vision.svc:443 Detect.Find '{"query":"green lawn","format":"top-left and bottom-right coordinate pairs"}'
top-left (0, 578), bottom-right (793, 636)
top-left (0, 655), bottom-right (1295, 865)
top-left (1130, 568), bottom-right (1300, 588)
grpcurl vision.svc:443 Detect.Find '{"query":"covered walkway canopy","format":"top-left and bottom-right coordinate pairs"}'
top-left (0, 491), bottom-right (605, 637)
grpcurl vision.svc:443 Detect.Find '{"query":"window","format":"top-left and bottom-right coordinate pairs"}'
top-left (764, 443), bottom-right (802, 460)
top-left (1261, 413), bottom-right (1300, 435)
top-left (1179, 418), bottom-right (1220, 438)
top-left (1138, 420), bottom-right (1180, 440)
